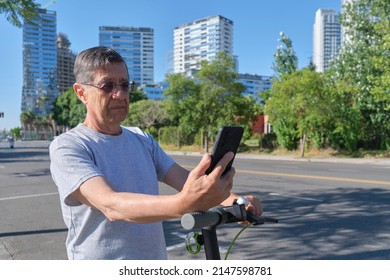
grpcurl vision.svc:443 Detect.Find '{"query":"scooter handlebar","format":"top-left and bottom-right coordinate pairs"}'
top-left (181, 206), bottom-right (278, 230)
top-left (181, 197), bottom-right (278, 230)
top-left (181, 211), bottom-right (221, 230)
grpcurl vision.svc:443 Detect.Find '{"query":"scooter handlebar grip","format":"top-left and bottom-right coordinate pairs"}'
top-left (181, 211), bottom-right (221, 230)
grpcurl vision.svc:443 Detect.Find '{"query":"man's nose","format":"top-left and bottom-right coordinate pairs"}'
top-left (112, 86), bottom-right (129, 99)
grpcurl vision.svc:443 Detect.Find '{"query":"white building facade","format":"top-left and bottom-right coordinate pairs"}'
top-left (313, 9), bottom-right (342, 72)
top-left (173, 15), bottom-right (234, 76)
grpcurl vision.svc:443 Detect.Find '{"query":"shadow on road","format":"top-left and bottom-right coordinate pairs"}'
top-left (166, 188), bottom-right (390, 260)
top-left (0, 228), bottom-right (68, 238)
top-left (243, 188), bottom-right (389, 259)
top-left (0, 146), bottom-right (50, 163)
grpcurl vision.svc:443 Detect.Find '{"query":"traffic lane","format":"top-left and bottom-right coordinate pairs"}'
top-left (169, 154), bottom-right (390, 224)
top-left (236, 157), bottom-right (390, 185)
top-left (166, 155), bottom-right (390, 259)
top-left (170, 154), bottom-right (390, 187)
top-left (166, 192), bottom-right (390, 260)
top-left (0, 193), bottom-right (67, 260)
top-left (0, 145), bottom-right (67, 260)
top-left (0, 146), bottom-right (55, 195)
top-left (167, 188), bottom-right (390, 260)
top-left (0, 146), bottom-right (61, 231)
top-left (250, 188), bottom-right (390, 259)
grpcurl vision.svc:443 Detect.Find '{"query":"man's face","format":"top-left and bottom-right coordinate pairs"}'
top-left (79, 62), bottom-right (130, 131)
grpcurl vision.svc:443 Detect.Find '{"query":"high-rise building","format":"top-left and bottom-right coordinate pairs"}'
top-left (141, 81), bottom-right (170, 101)
top-left (165, 49), bottom-right (174, 76)
top-left (313, 8), bottom-right (342, 72)
top-left (57, 33), bottom-right (76, 94)
top-left (21, 8), bottom-right (58, 117)
top-left (99, 26), bottom-right (154, 86)
top-left (239, 74), bottom-right (272, 101)
top-left (173, 15), bottom-right (234, 77)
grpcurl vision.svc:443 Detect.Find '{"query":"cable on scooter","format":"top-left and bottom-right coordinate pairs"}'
top-left (224, 222), bottom-right (255, 260)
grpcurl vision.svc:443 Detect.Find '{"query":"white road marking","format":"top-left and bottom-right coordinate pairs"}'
top-left (0, 192), bottom-right (58, 201)
top-left (270, 192), bottom-right (324, 202)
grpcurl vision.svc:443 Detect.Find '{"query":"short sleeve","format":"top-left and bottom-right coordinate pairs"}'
top-left (49, 135), bottom-right (103, 206)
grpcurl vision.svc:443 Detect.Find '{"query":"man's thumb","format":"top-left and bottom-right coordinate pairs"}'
top-left (191, 153), bottom-right (211, 177)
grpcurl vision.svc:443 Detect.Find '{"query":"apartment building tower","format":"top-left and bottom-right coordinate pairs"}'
top-left (99, 26), bottom-right (154, 86)
top-left (239, 74), bottom-right (272, 101)
top-left (173, 15), bottom-right (234, 76)
top-left (313, 8), bottom-right (342, 72)
top-left (57, 33), bottom-right (76, 94)
top-left (21, 8), bottom-right (58, 117)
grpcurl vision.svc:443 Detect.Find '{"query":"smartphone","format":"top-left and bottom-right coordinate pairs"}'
top-left (205, 126), bottom-right (244, 175)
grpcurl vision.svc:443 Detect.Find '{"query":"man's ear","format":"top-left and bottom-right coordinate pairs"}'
top-left (73, 83), bottom-right (88, 105)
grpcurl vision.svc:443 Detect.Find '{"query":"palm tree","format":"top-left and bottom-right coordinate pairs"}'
top-left (20, 111), bottom-right (35, 140)
top-left (0, 0), bottom-right (41, 28)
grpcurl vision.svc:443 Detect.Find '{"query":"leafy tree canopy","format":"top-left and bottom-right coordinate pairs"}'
top-left (1, 0), bottom-right (41, 28)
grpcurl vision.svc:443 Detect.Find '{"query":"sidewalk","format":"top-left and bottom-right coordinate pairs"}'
top-left (0, 140), bottom-right (51, 149)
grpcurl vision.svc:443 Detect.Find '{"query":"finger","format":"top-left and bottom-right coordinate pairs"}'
top-left (245, 196), bottom-right (262, 216)
top-left (246, 205), bottom-right (257, 215)
top-left (222, 166), bottom-right (235, 180)
top-left (190, 153), bottom-right (212, 177)
top-left (209, 151), bottom-right (234, 178)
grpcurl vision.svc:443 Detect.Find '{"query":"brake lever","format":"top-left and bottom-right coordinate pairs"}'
top-left (234, 197), bottom-right (279, 225)
top-left (246, 211), bottom-right (279, 225)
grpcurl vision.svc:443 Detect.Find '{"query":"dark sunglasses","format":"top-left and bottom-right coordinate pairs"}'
top-left (83, 81), bottom-right (136, 94)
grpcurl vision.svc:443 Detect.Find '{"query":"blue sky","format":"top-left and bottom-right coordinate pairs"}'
top-left (0, 0), bottom-right (341, 131)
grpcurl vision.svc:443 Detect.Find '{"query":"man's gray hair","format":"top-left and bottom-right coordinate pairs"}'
top-left (74, 46), bottom-right (128, 83)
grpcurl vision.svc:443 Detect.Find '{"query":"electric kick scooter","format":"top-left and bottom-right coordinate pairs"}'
top-left (181, 197), bottom-right (278, 260)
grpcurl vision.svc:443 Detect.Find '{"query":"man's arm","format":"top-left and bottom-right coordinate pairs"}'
top-left (71, 152), bottom-right (235, 223)
top-left (164, 153), bottom-right (262, 216)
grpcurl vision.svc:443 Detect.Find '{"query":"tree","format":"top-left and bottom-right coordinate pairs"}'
top-left (265, 69), bottom-right (331, 155)
top-left (20, 110), bottom-right (35, 139)
top-left (164, 73), bottom-right (201, 146)
top-left (369, 2), bottom-right (390, 108)
top-left (329, 0), bottom-right (390, 150)
top-left (0, 0), bottom-right (41, 28)
top-left (9, 127), bottom-right (21, 139)
top-left (266, 33), bottom-right (300, 152)
top-left (36, 94), bottom-right (50, 116)
top-left (130, 88), bottom-right (147, 103)
top-left (164, 52), bottom-right (256, 152)
top-left (51, 87), bottom-right (85, 129)
top-left (123, 99), bottom-right (167, 133)
top-left (164, 73), bottom-right (200, 126)
top-left (272, 32), bottom-right (299, 79)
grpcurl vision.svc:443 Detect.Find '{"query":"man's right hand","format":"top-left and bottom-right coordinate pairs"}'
top-left (177, 152), bottom-right (235, 213)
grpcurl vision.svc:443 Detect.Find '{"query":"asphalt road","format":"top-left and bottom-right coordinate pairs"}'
top-left (1, 141), bottom-right (389, 260)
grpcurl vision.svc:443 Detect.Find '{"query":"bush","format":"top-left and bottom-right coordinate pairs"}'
top-left (259, 133), bottom-right (278, 149)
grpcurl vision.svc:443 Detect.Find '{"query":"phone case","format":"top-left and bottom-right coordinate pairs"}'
top-left (205, 126), bottom-right (244, 175)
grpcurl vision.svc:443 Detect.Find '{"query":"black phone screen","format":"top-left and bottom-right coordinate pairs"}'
top-left (205, 126), bottom-right (244, 175)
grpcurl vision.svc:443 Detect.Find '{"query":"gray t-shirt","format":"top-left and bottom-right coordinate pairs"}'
top-left (49, 124), bottom-right (175, 259)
